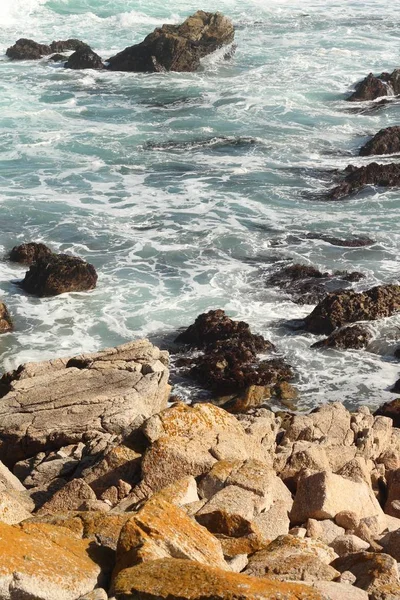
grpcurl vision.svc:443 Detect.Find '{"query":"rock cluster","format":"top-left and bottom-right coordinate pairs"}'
top-left (347, 70), bottom-right (400, 102)
top-left (328, 163), bottom-right (400, 200)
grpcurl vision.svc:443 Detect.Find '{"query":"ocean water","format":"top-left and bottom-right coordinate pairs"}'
top-left (0, 0), bottom-right (399, 410)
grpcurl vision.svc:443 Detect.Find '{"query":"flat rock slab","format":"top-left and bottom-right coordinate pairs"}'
top-left (0, 340), bottom-right (169, 466)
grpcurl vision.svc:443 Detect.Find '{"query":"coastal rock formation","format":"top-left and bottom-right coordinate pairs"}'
top-left (347, 69), bottom-right (400, 102)
top-left (65, 45), bottom-right (104, 70)
top-left (311, 324), bottom-right (372, 350)
top-left (9, 242), bottom-right (54, 265)
top-left (329, 162), bottom-right (400, 200)
top-left (107, 11), bottom-right (235, 73)
top-left (304, 285), bottom-right (400, 335)
top-left (359, 126), bottom-right (400, 156)
top-left (49, 39), bottom-right (86, 53)
top-left (6, 38), bottom-right (86, 60)
top-left (20, 253), bottom-right (98, 296)
top-left (375, 399), bottom-right (400, 428)
top-left (0, 339), bottom-right (170, 465)
top-left (305, 233), bottom-right (375, 247)
top-left (0, 303), bottom-right (12, 333)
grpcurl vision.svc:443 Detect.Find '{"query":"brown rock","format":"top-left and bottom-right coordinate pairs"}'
top-left (331, 551), bottom-right (400, 595)
top-left (347, 70), bottom-right (400, 102)
top-left (6, 38), bottom-right (52, 59)
top-left (385, 468), bottom-right (400, 517)
top-left (360, 126), bottom-right (400, 157)
top-left (374, 398), bottom-right (400, 428)
top-left (37, 479), bottom-right (96, 514)
top-left (0, 303), bottom-right (12, 334)
top-left (312, 324), bottom-right (372, 350)
top-left (80, 444), bottom-right (141, 498)
top-left (65, 45), bottom-right (104, 70)
top-left (9, 242), bottom-right (54, 265)
top-left (329, 163), bottom-right (400, 200)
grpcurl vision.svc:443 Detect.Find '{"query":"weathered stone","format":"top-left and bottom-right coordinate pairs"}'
top-left (312, 325), bottom-right (372, 350)
top-left (347, 70), bottom-right (400, 102)
top-left (153, 476), bottom-right (199, 507)
top-left (9, 242), bottom-right (54, 265)
top-left (306, 519), bottom-right (344, 545)
top-left (0, 340), bottom-right (169, 466)
top-left (378, 529), bottom-right (400, 561)
top-left (0, 303), bottom-right (12, 334)
top-left (21, 253), bottom-right (98, 296)
top-left (6, 38), bottom-right (51, 59)
top-left (50, 39), bottom-right (87, 52)
top-left (114, 496), bottom-right (227, 576)
top-left (80, 444), bottom-right (141, 498)
top-left (78, 590), bottom-right (108, 600)
top-left (331, 552), bottom-right (400, 595)
top-left (385, 468), bottom-right (400, 517)
top-left (313, 581), bottom-right (368, 600)
top-left (374, 398), bottom-right (400, 428)
top-left (112, 558), bottom-right (325, 600)
top-left (330, 534), bottom-right (370, 556)
top-left (304, 285), bottom-right (400, 334)
top-left (335, 510), bottom-right (360, 530)
top-left (107, 11), bottom-right (235, 73)
top-left (290, 471), bottom-right (386, 530)
top-left (360, 126), bottom-right (400, 157)
top-left (216, 534), bottom-right (265, 559)
top-left (253, 501), bottom-right (291, 542)
top-left (37, 479), bottom-right (96, 515)
top-left (65, 45), bottom-right (103, 70)
top-left (337, 457), bottom-right (371, 484)
top-left (329, 163), bottom-right (400, 200)
top-left (0, 489), bottom-right (32, 524)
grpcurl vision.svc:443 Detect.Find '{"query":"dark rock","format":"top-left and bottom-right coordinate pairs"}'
top-left (50, 39), bottom-right (86, 53)
top-left (304, 285), bottom-right (400, 335)
top-left (107, 11), bottom-right (234, 73)
top-left (375, 399), bottom-right (400, 427)
top-left (347, 69), bottom-right (400, 102)
top-left (65, 45), bottom-right (103, 70)
top-left (360, 126), bottom-right (400, 157)
top-left (49, 54), bottom-right (67, 62)
top-left (175, 309), bottom-right (270, 352)
top-left (9, 242), bottom-right (54, 266)
top-left (392, 379), bottom-right (400, 393)
top-left (266, 263), bottom-right (364, 305)
top-left (305, 233), bottom-right (375, 247)
top-left (0, 304), bottom-right (12, 334)
top-left (329, 162), bottom-right (400, 200)
top-left (394, 346), bottom-right (400, 359)
top-left (20, 253), bottom-right (98, 297)
top-left (6, 38), bottom-right (52, 60)
top-left (312, 324), bottom-right (372, 350)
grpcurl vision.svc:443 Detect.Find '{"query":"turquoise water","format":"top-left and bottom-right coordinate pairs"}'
top-left (0, 0), bottom-right (399, 409)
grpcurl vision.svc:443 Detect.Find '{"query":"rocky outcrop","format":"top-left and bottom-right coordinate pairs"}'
top-left (0, 340), bottom-right (170, 466)
top-left (6, 38), bottom-right (86, 60)
top-left (107, 11), bottom-right (235, 73)
top-left (347, 70), bottom-right (400, 102)
top-left (304, 285), bottom-right (400, 335)
top-left (328, 162), bottom-right (400, 200)
top-left (9, 242), bottom-right (54, 265)
top-left (50, 39), bottom-right (86, 53)
top-left (374, 399), bottom-right (400, 428)
top-left (359, 126), bottom-right (400, 156)
top-left (65, 45), bottom-right (104, 70)
top-left (331, 552), bottom-right (400, 597)
top-left (305, 233), bottom-right (375, 247)
top-left (20, 253), bottom-right (98, 296)
top-left (0, 303), bottom-right (12, 333)
top-left (311, 324), bottom-right (372, 350)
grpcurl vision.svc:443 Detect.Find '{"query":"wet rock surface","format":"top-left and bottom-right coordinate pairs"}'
top-left (375, 399), bottom-right (400, 427)
top-left (9, 242), bottom-right (54, 265)
top-left (65, 45), bottom-right (104, 70)
top-left (107, 11), bottom-right (235, 73)
top-left (311, 325), bottom-right (372, 350)
top-left (6, 38), bottom-right (87, 60)
top-left (329, 162), bottom-right (400, 200)
top-left (347, 69), bottom-right (400, 102)
top-left (359, 126), bottom-right (400, 156)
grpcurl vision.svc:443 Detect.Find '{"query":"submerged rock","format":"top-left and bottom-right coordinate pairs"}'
top-left (360, 126), bottom-right (400, 157)
top-left (328, 162), bottom-right (400, 200)
top-left (0, 303), bottom-right (13, 334)
top-left (304, 285), bottom-right (400, 335)
top-left (347, 70), bottom-right (400, 102)
top-left (65, 45), bottom-right (104, 70)
top-left (305, 233), bottom-right (375, 247)
top-left (49, 39), bottom-right (86, 53)
top-left (9, 242), bottom-right (54, 265)
top-left (20, 253), bottom-right (98, 296)
top-left (107, 11), bottom-right (235, 73)
top-left (311, 324), bottom-right (372, 350)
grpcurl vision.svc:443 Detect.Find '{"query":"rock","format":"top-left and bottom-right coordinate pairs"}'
top-left (65, 45), bottom-right (104, 69)
top-left (152, 476), bottom-right (199, 507)
top-left (112, 558), bottom-right (325, 600)
top-left (107, 11), bottom-right (235, 73)
top-left (330, 534), bottom-right (370, 556)
top-left (9, 242), bottom-right (54, 265)
top-left (378, 529), bottom-right (400, 561)
top-left (306, 519), bottom-right (345, 545)
top-left (78, 590), bottom-right (108, 600)
top-left (0, 340), bottom-right (169, 466)
top-left (0, 489), bottom-right (32, 524)
top-left (385, 468), bottom-right (400, 517)
top-left (313, 581), bottom-right (368, 600)
top-left (392, 377), bottom-right (400, 392)
top-left (329, 162), bottom-right (400, 200)
top-left (244, 535), bottom-right (339, 582)
top-left (374, 398), bottom-right (400, 427)
top-left (253, 501), bottom-right (292, 542)
top-left (304, 285), bottom-right (400, 335)
top-left (335, 510), bottom-right (360, 530)
top-left (312, 325), bottom-right (372, 350)
top-left (360, 126), bottom-right (400, 156)
top-left (15, 443), bottom-right (84, 489)
top-left (50, 39), bottom-right (86, 52)
top-left (0, 521), bottom-right (100, 599)
top-left (331, 552), bottom-right (400, 596)
top-left (305, 233), bottom-right (375, 247)
top-left (49, 53), bottom-right (66, 62)
top-left (290, 471), bottom-right (386, 531)
top-left (114, 496), bottom-right (227, 576)
top-left (219, 384), bottom-right (273, 413)
top-left (6, 38), bottom-right (51, 59)
top-left (0, 460), bottom-right (26, 492)
top-left (37, 479), bottom-right (96, 514)
top-left (347, 70), bottom-right (400, 102)
top-left (216, 534), bottom-right (265, 558)
top-left (20, 252), bottom-right (98, 296)
top-left (0, 303), bottom-right (12, 334)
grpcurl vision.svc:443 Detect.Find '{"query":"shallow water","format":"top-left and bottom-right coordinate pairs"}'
top-left (0, 0), bottom-right (399, 410)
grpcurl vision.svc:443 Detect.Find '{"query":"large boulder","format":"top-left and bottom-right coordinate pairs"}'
top-left (304, 285), bottom-right (400, 335)
top-left (359, 126), bottom-right (400, 156)
top-left (331, 552), bottom-right (400, 597)
top-left (328, 162), bottom-right (400, 200)
top-left (347, 70), bottom-right (400, 102)
top-left (0, 303), bottom-right (12, 334)
top-left (6, 38), bottom-right (51, 59)
top-left (65, 45), bottom-right (104, 70)
top-left (0, 340), bottom-right (170, 466)
top-left (50, 39), bottom-right (87, 53)
top-left (9, 242), bottom-right (54, 265)
top-left (20, 253), bottom-right (98, 296)
top-left (112, 558), bottom-right (325, 600)
top-left (107, 11), bottom-right (235, 73)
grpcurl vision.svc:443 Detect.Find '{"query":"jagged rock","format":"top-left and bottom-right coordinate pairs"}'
top-left (114, 496), bottom-right (228, 576)
top-left (20, 253), bottom-right (98, 296)
top-left (6, 38), bottom-right (51, 59)
top-left (112, 558), bottom-right (325, 600)
top-left (304, 285), bottom-right (400, 335)
top-left (65, 45), bottom-right (104, 70)
top-left (107, 11), bottom-right (235, 73)
top-left (0, 303), bottom-right (12, 334)
top-left (244, 535), bottom-right (339, 582)
top-left (375, 399), bottom-right (400, 427)
top-left (0, 521), bottom-right (101, 599)
top-left (0, 340), bottom-right (170, 466)
top-left (360, 126), bottom-right (400, 156)
top-left (331, 552), bottom-right (400, 596)
top-left (37, 479), bottom-right (96, 514)
top-left (290, 471), bottom-right (386, 531)
top-left (50, 39), bottom-right (86, 52)
top-left (311, 325), bottom-right (372, 350)
top-left (9, 242), bottom-right (54, 265)
top-left (329, 162), bottom-right (400, 200)
top-left (347, 70), bottom-right (400, 102)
